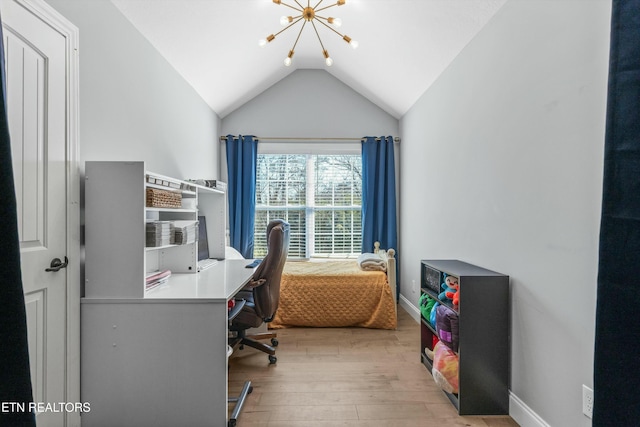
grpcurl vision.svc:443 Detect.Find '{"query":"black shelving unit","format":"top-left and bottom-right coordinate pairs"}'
top-left (420, 259), bottom-right (510, 415)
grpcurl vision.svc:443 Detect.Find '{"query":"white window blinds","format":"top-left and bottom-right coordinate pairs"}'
top-left (254, 154), bottom-right (362, 258)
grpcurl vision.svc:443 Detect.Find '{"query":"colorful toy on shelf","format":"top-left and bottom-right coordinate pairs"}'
top-left (424, 347), bottom-right (434, 361)
top-left (436, 304), bottom-right (459, 353)
top-left (432, 341), bottom-right (459, 394)
top-left (438, 275), bottom-right (459, 304)
top-left (445, 276), bottom-right (459, 306)
top-left (423, 335), bottom-right (441, 361)
top-left (430, 301), bottom-right (439, 328)
top-left (419, 293), bottom-right (437, 321)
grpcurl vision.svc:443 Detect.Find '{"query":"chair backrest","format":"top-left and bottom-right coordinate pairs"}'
top-left (252, 219), bottom-right (289, 321)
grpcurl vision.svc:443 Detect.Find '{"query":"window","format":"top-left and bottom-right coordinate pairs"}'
top-left (254, 154), bottom-right (362, 258)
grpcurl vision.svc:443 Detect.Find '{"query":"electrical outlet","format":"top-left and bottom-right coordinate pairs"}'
top-left (582, 384), bottom-right (593, 418)
top-left (412, 279), bottom-right (416, 294)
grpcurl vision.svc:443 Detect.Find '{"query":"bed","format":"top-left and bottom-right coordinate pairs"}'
top-left (269, 243), bottom-right (397, 330)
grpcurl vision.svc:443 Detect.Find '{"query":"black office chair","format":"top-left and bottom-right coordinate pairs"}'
top-left (229, 219), bottom-right (289, 364)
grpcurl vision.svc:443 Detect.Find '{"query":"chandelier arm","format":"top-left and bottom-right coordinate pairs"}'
top-left (274, 16), bottom-right (305, 38)
top-left (313, 0), bottom-right (325, 9)
top-left (290, 20), bottom-right (307, 52)
top-left (314, 17), bottom-right (346, 38)
top-left (310, 20), bottom-right (327, 52)
top-left (314, 3), bottom-right (339, 13)
top-left (314, 14), bottom-right (331, 22)
top-left (279, 2), bottom-right (303, 13)
top-left (292, 0), bottom-right (305, 10)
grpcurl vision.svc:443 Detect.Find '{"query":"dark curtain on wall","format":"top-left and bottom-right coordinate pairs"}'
top-left (0, 13), bottom-right (36, 427)
top-left (362, 136), bottom-right (399, 296)
top-left (594, 1), bottom-right (640, 425)
top-left (225, 135), bottom-right (258, 259)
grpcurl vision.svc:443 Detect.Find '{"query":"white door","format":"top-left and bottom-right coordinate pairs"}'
top-left (1, 0), bottom-right (78, 425)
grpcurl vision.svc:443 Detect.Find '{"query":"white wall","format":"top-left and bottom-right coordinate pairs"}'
top-left (46, 0), bottom-right (221, 180)
top-left (399, 1), bottom-right (611, 426)
top-left (221, 68), bottom-right (399, 179)
top-left (222, 69), bottom-right (399, 142)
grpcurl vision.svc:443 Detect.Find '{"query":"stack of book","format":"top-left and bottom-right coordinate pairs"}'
top-left (172, 220), bottom-right (197, 245)
top-left (145, 269), bottom-right (171, 291)
top-left (146, 221), bottom-right (173, 247)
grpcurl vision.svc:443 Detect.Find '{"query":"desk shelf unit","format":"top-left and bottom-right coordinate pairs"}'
top-left (82, 161), bottom-right (245, 427)
top-left (84, 161), bottom-right (225, 298)
top-left (420, 259), bottom-right (510, 415)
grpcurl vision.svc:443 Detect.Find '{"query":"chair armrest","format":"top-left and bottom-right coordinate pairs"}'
top-left (244, 278), bottom-right (266, 289)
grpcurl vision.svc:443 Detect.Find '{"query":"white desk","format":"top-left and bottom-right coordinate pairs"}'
top-left (80, 260), bottom-right (254, 427)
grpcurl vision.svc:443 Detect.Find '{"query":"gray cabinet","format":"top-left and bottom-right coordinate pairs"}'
top-left (420, 259), bottom-right (510, 415)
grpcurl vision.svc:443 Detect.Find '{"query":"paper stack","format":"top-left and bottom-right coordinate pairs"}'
top-left (172, 220), bottom-right (197, 245)
top-left (145, 269), bottom-right (172, 291)
top-left (146, 221), bottom-right (173, 247)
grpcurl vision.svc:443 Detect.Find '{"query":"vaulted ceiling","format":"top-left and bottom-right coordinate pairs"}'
top-left (110, 0), bottom-right (507, 119)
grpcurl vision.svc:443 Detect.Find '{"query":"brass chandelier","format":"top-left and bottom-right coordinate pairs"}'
top-left (259, 0), bottom-right (358, 67)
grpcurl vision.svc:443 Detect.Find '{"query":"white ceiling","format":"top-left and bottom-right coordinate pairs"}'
top-left (110, 0), bottom-right (507, 119)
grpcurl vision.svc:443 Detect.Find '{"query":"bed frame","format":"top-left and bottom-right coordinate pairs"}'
top-left (373, 241), bottom-right (397, 306)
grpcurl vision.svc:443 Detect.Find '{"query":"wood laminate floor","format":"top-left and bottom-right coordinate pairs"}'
top-left (228, 306), bottom-right (520, 427)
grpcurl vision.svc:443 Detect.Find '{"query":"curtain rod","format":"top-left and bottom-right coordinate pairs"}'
top-left (220, 136), bottom-right (400, 143)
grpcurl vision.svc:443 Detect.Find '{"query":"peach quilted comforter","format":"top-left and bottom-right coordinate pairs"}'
top-left (269, 261), bottom-right (397, 330)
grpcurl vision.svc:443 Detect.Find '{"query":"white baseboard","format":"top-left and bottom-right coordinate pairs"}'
top-left (400, 294), bottom-right (549, 427)
top-left (399, 293), bottom-right (420, 322)
top-left (509, 391), bottom-right (550, 427)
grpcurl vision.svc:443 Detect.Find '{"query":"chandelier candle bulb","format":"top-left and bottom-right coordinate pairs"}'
top-left (328, 17), bottom-right (342, 27)
top-left (323, 50), bottom-right (333, 66)
top-left (284, 49), bottom-right (294, 66)
top-left (342, 35), bottom-right (358, 49)
top-left (259, 34), bottom-right (276, 47)
top-left (280, 16), bottom-right (293, 26)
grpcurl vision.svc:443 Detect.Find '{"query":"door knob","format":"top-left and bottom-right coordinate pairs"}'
top-left (45, 256), bottom-right (68, 272)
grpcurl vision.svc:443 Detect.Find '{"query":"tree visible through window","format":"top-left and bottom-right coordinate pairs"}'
top-left (254, 154), bottom-right (362, 258)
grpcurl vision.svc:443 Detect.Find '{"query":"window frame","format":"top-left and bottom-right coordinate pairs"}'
top-left (254, 144), bottom-right (362, 259)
